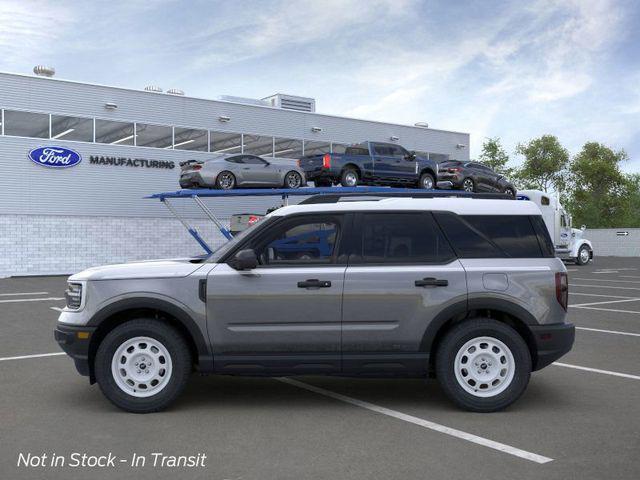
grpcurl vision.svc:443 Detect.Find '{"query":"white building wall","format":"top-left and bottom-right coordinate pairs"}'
top-left (584, 228), bottom-right (640, 257)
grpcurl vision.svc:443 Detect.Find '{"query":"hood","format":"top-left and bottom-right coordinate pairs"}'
top-left (69, 258), bottom-right (207, 281)
top-left (572, 228), bottom-right (584, 240)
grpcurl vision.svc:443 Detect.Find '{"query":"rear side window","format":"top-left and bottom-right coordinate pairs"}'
top-left (356, 213), bottom-right (455, 264)
top-left (345, 147), bottom-right (369, 156)
top-left (434, 212), bottom-right (503, 258)
top-left (462, 216), bottom-right (543, 258)
top-left (530, 215), bottom-right (555, 257)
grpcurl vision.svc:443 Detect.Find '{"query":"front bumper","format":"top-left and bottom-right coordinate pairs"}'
top-left (530, 322), bottom-right (575, 370)
top-left (54, 324), bottom-right (97, 377)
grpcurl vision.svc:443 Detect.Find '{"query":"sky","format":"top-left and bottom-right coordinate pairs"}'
top-left (1, 0), bottom-right (639, 171)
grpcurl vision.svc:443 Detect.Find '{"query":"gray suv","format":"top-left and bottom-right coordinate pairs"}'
top-left (55, 195), bottom-right (574, 413)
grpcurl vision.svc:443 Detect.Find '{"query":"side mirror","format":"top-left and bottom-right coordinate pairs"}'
top-left (581, 225), bottom-right (586, 231)
top-left (405, 151), bottom-right (416, 161)
top-left (229, 249), bottom-right (258, 270)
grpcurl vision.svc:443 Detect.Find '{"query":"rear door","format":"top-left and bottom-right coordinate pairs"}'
top-left (341, 212), bottom-right (467, 375)
top-left (371, 143), bottom-right (396, 179)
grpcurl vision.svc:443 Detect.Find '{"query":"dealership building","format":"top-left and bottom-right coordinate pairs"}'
top-left (0, 69), bottom-right (470, 277)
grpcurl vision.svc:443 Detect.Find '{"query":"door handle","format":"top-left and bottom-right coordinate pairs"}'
top-left (297, 279), bottom-right (331, 288)
top-left (415, 277), bottom-right (448, 287)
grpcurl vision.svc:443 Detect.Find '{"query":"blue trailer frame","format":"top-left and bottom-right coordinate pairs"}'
top-left (146, 187), bottom-right (511, 255)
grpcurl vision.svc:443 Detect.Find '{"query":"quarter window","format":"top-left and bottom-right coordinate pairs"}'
top-left (463, 215), bottom-right (542, 258)
top-left (434, 212), bottom-right (503, 258)
top-left (4, 110), bottom-right (49, 138)
top-left (357, 213), bottom-right (455, 264)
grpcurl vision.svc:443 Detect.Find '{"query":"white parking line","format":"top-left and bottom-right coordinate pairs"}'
top-left (553, 363), bottom-right (640, 380)
top-left (277, 377), bottom-right (553, 464)
top-left (572, 278), bottom-right (640, 284)
top-left (570, 284), bottom-right (640, 292)
top-left (571, 305), bottom-right (640, 314)
top-left (569, 292), bottom-right (637, 299)
top-left (0, 352), bottom-right (65, 362)
top-left (50, 307), bottom-right (64, 312)
top-left (576, 327), bottom-right (640, 337)
top-left (0, 291), bottom-right (49, 296)
top-left (0, 297), bottom-right (64, 304)
top-left (569, 298), bottom-right (640, 308)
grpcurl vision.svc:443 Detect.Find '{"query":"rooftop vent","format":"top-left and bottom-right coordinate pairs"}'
top-left (262, 94), bottom-right (316, 112)
top-left (414, 122), bottom-right (429, 128)
top-left (144, 85), bottom-right (163, 93)
top-left (33, 65), bottom-right (55, 77)
top-left (167, 88), bottom-right (185, 96)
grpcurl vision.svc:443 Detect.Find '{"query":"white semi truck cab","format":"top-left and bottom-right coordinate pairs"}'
top-left (518, 190), bottom-right (593, 265)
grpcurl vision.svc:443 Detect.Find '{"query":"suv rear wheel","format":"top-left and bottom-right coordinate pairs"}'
top-left (462, 178), bottom-right (475, 192)
top-left (436, 318), bottom-right (531, 412)
top-left (94, 319), bottom-right (192, 413)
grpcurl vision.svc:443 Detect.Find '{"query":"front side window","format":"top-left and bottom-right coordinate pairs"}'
top-left (4, 110), bottom-right (49, 138)
top-left (253, 218), bottom-right (340, 266)
top-left (357, 213), bottom-right (455, 264)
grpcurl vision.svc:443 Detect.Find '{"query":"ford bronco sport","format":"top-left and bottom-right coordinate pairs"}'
top-left (55, 194), bottom-right (574, 413)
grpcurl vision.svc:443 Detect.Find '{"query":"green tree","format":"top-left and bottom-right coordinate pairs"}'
top-left (514, 135), bottom-right (569, 192)
top-left (478, 137), bottom-right (514, 177)
top-left (567, 142), bottom-right (636, 227)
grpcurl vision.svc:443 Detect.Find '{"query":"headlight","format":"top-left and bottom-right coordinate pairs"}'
top-left (65, 282), bottom-right (83, 309)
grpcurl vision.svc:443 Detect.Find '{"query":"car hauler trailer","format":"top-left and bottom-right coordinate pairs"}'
top-left (517, 190), bottom-right (593, 265)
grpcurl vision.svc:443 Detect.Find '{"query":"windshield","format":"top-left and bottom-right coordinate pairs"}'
top-left (207, 216), bottom-right (276, 262)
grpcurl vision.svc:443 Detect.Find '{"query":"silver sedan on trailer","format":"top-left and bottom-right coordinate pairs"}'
top-left (179, 154), bottom-right (307, 190)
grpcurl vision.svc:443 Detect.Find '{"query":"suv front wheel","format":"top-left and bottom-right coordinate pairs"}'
top-left (436, 318), bottom-right (531, 412)
top-left (94, 319), bottom-right (192, 413)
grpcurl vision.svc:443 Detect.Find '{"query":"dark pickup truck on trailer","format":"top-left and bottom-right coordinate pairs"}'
top-left (299, 141), bottom-right (440, 189)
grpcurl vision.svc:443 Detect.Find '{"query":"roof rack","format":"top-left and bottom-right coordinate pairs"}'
top-left (299, 191), bottom-right (514, 204)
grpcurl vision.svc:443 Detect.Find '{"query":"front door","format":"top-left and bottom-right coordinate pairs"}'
top-left (341, 212), bottom-right (467, 375)
top-left (207, 214), bottom-right (348, 374)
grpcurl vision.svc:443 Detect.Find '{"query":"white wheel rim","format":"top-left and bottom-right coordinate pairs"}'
top-left (580, 248), bottom-right (589, 262)
top-left (344, 173), bottom-right (357, 186)
top-left (287, 172), bottom-right (301, 188)
top-left (111, 336), bottom-right (173, 398)
top-left (454, 336), bottom-right (515, 398)
top-left (219, 173), bottom-right (234, 189)
top-left (463, 180), bottom-right (473, 191)
top-left (422, 176), bottom-right (433, 189)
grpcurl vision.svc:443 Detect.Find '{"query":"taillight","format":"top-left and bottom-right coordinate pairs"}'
top-left (296, 159), bottom-right (301, 167)
top-left (448, 167), bottom-right (461, 173)
top-left (322, 153), bottom-right (331, 168)
top-left (555, 272), bottom-right (568, 311)
top-left (248, 215), bottom-right (260, 227)
top-left (192, 164), bottom-right (202, 170)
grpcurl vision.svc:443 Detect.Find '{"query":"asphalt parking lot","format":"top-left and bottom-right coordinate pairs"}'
top-left (1, 257), bottom-right (639, 480)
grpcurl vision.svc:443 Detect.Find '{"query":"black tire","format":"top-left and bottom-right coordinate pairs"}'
top-left (340, 168), bottom-right (359, 187)
top-left (284, 171), bottom-right (303, 189)
top-left (435, 318), bottom-right (531, 412)
top-left (216, 171), bottom-right (236, 190)
top-left (94, 319), bottom-right (192, 413)
top-left (576, 245), bottom-right (591, 265)
top-left (503, 187), bottom-right (516, 197)
top-left (462, 178), bottom-right (475, 192)
top-left (418, 172), bottom-right (435, 189)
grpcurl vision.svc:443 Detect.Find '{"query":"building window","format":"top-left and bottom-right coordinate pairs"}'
top-left (243, 134), bottom-right (274, 156)
top-left (50, 115), bottom-right (93, 142)
top-left (331, 143), bottom-right (348, 154)
top-left (95, 119), bottom-right (135, 145)
top-left (274, 137), bottom-right (303, 159)
top-left (173, 127), bottom-right (208, 151)
top-left (135, 123), bottom-right (172, 149)
top-left (303, 140), bottom-right (331, 156)
top-left (210, 131), bottom-right (242, 154)
top-left (3, 110), bottom-right (49, 138)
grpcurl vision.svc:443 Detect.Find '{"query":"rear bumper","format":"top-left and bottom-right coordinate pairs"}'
top-left (179, 172), bottom-right (207, 189)
top-left (530, 322), bottom-right (575, 370)
top-left (54, 324), bottom-right (97, 378)
top-left (303, 167), bottom-right (335, 181)
top-left (437, 174), bottom-right (464, 187)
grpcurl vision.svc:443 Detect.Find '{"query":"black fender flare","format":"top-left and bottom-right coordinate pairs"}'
top-left (88, 297), bottom-right (213, 372)
top-left (420, 297), bottom-right (538, 354)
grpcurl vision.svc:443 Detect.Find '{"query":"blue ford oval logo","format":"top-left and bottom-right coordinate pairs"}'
top-left (28, 146), bottom-right (82, 168)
